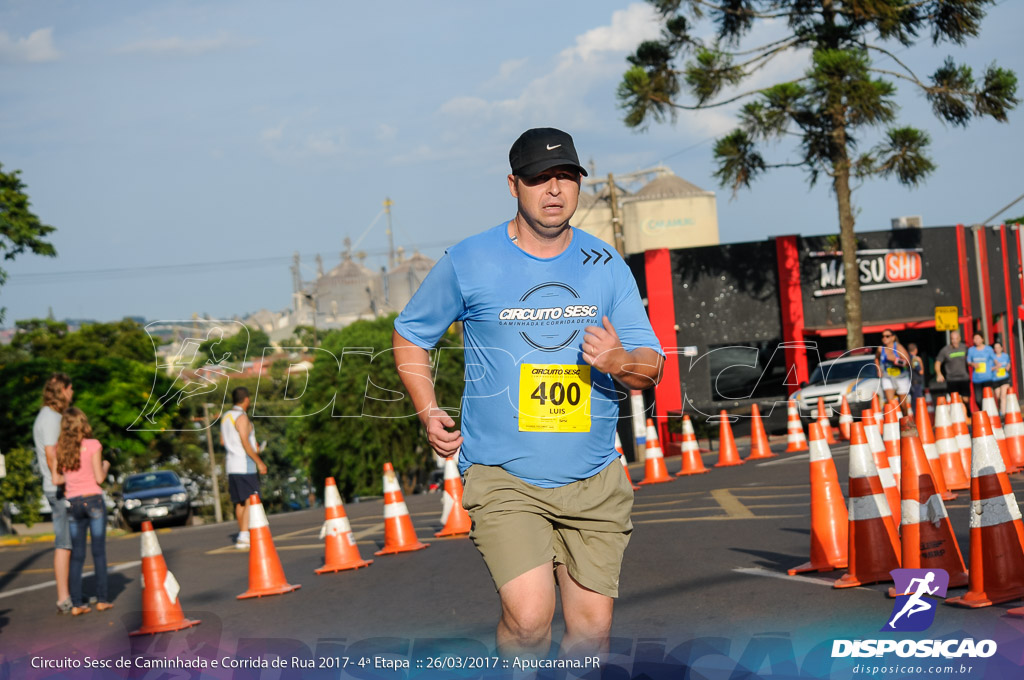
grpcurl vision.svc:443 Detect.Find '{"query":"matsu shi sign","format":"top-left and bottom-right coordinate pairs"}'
top-left (811, 248), bottom-right (926, 298)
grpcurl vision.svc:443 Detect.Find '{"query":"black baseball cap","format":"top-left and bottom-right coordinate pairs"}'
top-left (509, 128), bottom-right (588, 178)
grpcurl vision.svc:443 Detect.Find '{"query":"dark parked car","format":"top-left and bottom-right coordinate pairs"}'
top-left (118, 471), bottom-right (191, 530)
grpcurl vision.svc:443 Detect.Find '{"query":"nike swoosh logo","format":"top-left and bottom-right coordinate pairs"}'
top-left (546, 144), bottom-right (561, 150)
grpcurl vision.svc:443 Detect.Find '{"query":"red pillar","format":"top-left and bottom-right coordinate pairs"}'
top-left (644, 248), bottom-right (683, 447)
top-left (774, 235), bottom-right (809, 394)
top-left (956, 224), bottom-right (973, 338)
top-left (999, 225), bottom-right (1017, 394)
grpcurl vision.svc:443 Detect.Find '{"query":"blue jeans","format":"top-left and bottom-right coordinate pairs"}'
top-left (68, 494), bottom-right (108, 607)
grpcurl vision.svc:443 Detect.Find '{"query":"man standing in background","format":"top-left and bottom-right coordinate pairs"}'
top-left (220, 387), bottom-right (266, 550)
top-left (935, 330), bottom-right (970, 407)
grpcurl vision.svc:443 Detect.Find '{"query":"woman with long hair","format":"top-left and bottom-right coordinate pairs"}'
top-left (56, 407), bottom-right (112, 616)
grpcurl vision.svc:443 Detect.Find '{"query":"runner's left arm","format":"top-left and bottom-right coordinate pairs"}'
top-left (582, 316), bottom-right (663, 390)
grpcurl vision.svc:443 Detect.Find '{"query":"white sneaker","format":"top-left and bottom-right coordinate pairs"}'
top-left (234, 539), bottom-right (250, 550)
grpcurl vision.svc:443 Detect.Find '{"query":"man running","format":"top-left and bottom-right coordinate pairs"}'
top-left (393, 127), bottom-right (664, 658)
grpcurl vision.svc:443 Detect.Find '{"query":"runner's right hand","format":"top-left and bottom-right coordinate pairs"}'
top-left (425, 407), bottom-right (462, 458)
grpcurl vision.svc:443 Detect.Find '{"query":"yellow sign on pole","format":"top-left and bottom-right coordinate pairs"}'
top-left (935, 306), bottom-right (959, 331)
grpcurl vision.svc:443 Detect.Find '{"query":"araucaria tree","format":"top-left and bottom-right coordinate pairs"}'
top-left (619, 0), bottom-right (1017, 348)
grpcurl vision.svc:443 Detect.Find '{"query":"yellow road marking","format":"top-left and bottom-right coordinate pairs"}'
top-left (711, 489), bottom-right (755, 518)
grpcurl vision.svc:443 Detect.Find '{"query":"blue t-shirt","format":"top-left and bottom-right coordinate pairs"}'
top-left (994, 352), bottom-right (1011, 381)
top-left (967, 345), bottom-right (996, 382)
top-left (394, 222), bottom-right (663, 488)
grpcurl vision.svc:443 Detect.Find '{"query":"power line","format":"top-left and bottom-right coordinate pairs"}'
top-left (9, 240), bottom-right (454, 286)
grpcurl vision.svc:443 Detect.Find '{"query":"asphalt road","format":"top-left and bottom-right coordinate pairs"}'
top-left (4, 432), bottom-right (1024, 679)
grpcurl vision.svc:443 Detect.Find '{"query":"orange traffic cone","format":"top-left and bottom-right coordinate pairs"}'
top-left (949, 394), bottom-right (972, 476)
top-left (714, 411), bottom-right (744, 467)
top-left (376, 462), bottom-right (430, 555)
top-left (864, 409), bottom-right (901, 529)
top-left (130, 521), bottom-right (200, 635)
top-left (834, 422), bottom-right (901, 588)
top-left (982, 387), bottom-right (1017, 473)
top-left (924, 389), bottom-right (935, 418)
top-left (316, 477), bottom-right (373, 573)
top-left (815, 398), bottom-right (836, 445)
top-left (616, 432), bottom-right (641, 489)
top-left (747, 403), bottom-right (775, 460)
top-left (784, 400), bottom-right (808, 452)
top-left (871, 394), bottom-right (884, 434)
top-left (436, 457), bottom-right (472, 537)
top-left (1003, 388), bottom-right (1024, 472)
top-left (788, 423), bottom-right (848, 574)
top-left (837, 396), bottom-right (853, 441)
top-left (890, 431), bottom-right (967, 592)
top-left (676, 415), bottom-right (710, 476)
top-left (935, 397), bottom-right (970, 491)
top-left (237, 495), bottom-right (301, 598)
top-left (882, 404), bottom-right (902, 488)
top-left (948, 412), bottom-right (1024, 608)
top-left (916, 397), bottom-right (955, 501)
top-left (638, 419), bottom-right (673, 485)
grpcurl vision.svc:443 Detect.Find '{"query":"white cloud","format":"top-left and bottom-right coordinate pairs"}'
top-left (0, 28), bottom-right (60, 63)
top-left (261, 122), bottom-right (286, 142)
top-left (116, 32), bottom-right (254, 56)
top-left (438, 2), bottom-right (661, 134)
top-left (375, 123), bottom-right (398, 142)
top-left (497, 57), bottom-right (528, 80)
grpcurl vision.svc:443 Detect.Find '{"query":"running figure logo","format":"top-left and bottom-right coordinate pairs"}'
top-left (882, 569), bottom-right (949, 632)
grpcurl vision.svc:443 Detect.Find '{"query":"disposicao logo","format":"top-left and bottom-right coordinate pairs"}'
top-left (883, 568), bottom-right (948, 632)
top-left (831, 569), bottom-right (998, 659)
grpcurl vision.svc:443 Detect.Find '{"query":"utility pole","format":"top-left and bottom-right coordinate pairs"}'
top-left (607, 173), bottom-right (625, 256)
top-left (384, 197), bottom-right (396, 269)
top-left (202, 403), bottom-right (223, 523)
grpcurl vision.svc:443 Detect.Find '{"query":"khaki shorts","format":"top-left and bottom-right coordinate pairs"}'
top-left (462, 461), bottom-right (633, 598)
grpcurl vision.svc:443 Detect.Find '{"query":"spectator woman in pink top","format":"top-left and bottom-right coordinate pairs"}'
top-left (56, 407), bottom-right (112, 616)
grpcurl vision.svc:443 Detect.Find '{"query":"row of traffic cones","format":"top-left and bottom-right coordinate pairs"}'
top-left (635, 400), bottom-right (806, 485)
top-left (130, 459), bottom-right (466, 635)
top-left (789, 391), bottom-right (1024, 611)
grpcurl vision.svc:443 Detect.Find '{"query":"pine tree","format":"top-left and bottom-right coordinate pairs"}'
top-left (619, 0), bottom-right (1018, 348)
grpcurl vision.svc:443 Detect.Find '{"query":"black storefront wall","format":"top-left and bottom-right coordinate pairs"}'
top-left (636, 224), bottom-right (1024, 437)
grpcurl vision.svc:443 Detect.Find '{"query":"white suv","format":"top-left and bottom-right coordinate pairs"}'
top-left (790, 352), bottom-right (883, 423)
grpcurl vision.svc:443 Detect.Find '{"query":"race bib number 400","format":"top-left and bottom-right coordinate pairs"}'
top-left (519, 364), bottom-right (591, 433)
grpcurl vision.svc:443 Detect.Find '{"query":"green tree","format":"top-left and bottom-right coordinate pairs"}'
top-left (7, 318), bottom-right (152, 363)
top-left (619, 0), bottom-right (1018, 348)
top-left (289, 325), bottom-right (318, 349)
top-left (199, 326), bottom-right (272, 365)
top-left (0, 164), bottom-right (56, 324)
top-left (0, 447), bottom-right (44, 527)
top-left (287, 314), bottom-right (464, 499)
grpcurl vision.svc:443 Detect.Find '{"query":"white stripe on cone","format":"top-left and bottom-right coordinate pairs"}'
top-left (164, 571), bottom-right (181, 604)
top-left (141, 530), bottom-right (162, 558)
top-left (320, 515), bottom-right (353, 540)
top-left (645, 423), bottom-right (664, 459)
top-left (324, 484), bottom-right (343, 508)
top-left (248, 499), bottom-right (269, 529)
top-left (440, 491), bottom-right (454, 525)
top-left (952, 401), bottom-right (972, 451)
top-left (384, 502), bottom-right (410, 519)
top-left (383, 470), bottom-right (401, 493)
top-left (808, 437), bottom-right (832, 463)
top-left (866, 426), bottom-right (898, 490)
top-left (902, 495), bottom-right (948, 525)
top-left (974, 433), bottom-right (1007, 475)
top-left (850, 494), bottom-right (892, 520)
top-left (970, 494), bottom-right (1023, 528)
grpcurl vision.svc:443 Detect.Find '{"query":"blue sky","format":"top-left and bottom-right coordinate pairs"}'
top-left (2, 0), bottom-right (1022, 324)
